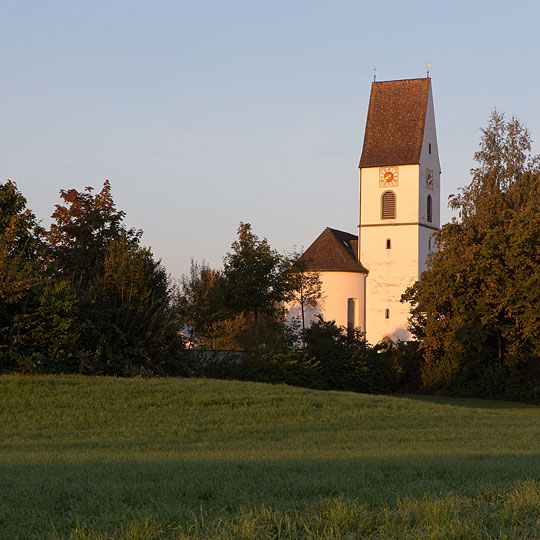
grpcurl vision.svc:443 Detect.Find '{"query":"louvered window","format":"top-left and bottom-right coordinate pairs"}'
top-left (427, 195), bottom-right (432, 223)
top-left (381, 191), bottom-right (396, 219)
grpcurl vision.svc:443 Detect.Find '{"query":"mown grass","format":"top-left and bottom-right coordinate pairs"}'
top-left (1, 375), bottom-right (539, 539)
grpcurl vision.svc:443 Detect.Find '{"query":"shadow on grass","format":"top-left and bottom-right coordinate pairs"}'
top-left (395, 393), bottom-right (540, 410)
top-left (1, 453), bottom-right (539, 537)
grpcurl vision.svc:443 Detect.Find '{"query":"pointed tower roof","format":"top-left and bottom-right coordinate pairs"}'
top-left (298, 227), bottom-right (368, 273)
top-left (359, 78), bottom-right (431, 168)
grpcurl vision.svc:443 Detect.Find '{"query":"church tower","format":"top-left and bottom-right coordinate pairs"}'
top-left (358, 78), bottom-right (440, 344)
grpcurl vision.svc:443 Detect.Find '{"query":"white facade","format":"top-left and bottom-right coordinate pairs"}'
top-left (290, 78), bottom-right (441, 345)
top-left (359, 85), bottom-right (440, 344)
top-left (287, 271), bottom-right (366, 332)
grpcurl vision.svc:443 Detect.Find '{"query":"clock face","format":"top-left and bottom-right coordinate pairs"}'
top-left (379, 166), bottom-right (398, 187)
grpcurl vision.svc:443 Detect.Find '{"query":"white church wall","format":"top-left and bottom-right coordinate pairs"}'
top-left (286, 271), bottom-right (366, 333)
top-left (357, 83), bottom-right (441, 344)
top-left (359, 164), bottom-right (420, 228)
top-left (359, 224), bottom-right (418, 343)
top-left (359, 165), bottom-right (421, 344)
top-left (418, 226), bottom-right (435, 276)
top-left (418, 86), bottom-right (441, 277)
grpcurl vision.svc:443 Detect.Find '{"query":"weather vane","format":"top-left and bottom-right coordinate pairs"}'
top-left (373, 66), bottom-right (376, 82)
top-left (426, 63), bottom-right (431, 78)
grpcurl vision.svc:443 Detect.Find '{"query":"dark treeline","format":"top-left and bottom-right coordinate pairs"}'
top-left (2, 111), bottom-right (540, 402)
top-left (0, 179), bottom-right (412, 394)
top-left (0, 180), bottom-right (184, 376)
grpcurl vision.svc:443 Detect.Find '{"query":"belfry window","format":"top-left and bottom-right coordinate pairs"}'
top-left (381, 191), bottom-right (396, 220)
top-left (427, 194), bottom-right (432, 223)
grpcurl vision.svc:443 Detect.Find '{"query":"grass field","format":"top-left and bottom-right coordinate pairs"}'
top-left (1, 375), bottom-right (539, 539)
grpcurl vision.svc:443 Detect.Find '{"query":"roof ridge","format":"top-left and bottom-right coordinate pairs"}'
top-left (373, 77), bottom-right (431, 84)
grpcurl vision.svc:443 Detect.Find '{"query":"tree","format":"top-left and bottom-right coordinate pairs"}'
top-left (403, 111), bottom-right (540, 397)
top-left (0, 181), bottom-right (83, 372)
top-left (223, 223), bottom-right (287, 346)
top-left (45, 180), bottom-right (138, 284)
top-left (43, 180), bottom-right (185, 375)
top-left (89, 232), bottom-right (185, 375)
top-left (0, 181), bottom-right (45, 370)
top-left (176, 260), bottom-right (229, 348)
top-left (283, 253), bottom-right (322, 348)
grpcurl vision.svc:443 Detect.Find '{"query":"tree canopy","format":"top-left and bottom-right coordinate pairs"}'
top-left (0, 179), bottom-right (186, 376)
top-left (403, 111), bottom-right (540, 399)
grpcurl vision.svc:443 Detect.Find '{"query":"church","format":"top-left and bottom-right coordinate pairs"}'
top-left (292, 77), bottom-right (441, 344)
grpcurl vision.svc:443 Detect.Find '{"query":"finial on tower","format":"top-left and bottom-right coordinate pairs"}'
top-left (373, 66), bottom-right (376, 82)
top-left (426, 63), bottom-right (431, 78)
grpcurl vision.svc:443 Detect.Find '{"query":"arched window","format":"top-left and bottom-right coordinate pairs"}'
top-left (386, 238), bottom-right (391, 249)
top-left (381, 191), bottom-right (396, 220)
top-left (427, 194), bottom-right (432, 223)
top-left (385, 308), bottom-right (390, 319)
top-left (428, 237), bottom-right (431, 251)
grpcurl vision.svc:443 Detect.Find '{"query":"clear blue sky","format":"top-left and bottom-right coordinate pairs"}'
top-left (3, 0), bottom-right (540, 279)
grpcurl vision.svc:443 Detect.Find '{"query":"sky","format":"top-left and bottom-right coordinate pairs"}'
top-left (3, 0), bottom-right (540, 280)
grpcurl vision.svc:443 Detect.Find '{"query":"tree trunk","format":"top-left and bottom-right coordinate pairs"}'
top-left (254, 308), bottom-right (260, 350)
top-left (300, 289), bottom-right (306, 349)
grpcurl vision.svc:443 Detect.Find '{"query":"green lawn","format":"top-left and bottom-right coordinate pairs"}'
top-left (1, 375), bottom-right (539, 539)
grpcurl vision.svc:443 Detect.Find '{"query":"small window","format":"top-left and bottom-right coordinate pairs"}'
top-left (429, 143), bottom-right (432, 154)
top-left (385, 308), bottom-right (390, 319)
top-left (386, 239), bottom-right (391, 249)
top-left (381, 191), bottom-right (396, 220)
top-left (427, 194), bottom-right (432, 223)
top-left (428, 237), bottom-right (431, 251)
top-left (348, 298), bottom-right (358, 330)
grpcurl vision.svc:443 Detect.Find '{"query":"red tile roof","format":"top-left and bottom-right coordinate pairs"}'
top-left (359, 78), bottom-right (430, 168)
top-left (298, 228), bottom-right (368, 273)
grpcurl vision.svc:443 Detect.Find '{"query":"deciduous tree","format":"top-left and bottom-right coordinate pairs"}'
top-left (403, 111), bottom-right (540, 397)
top-left (176, 260), bottom-right (228, 348)
top-left (223, 223), bottom-right (287, 346)
top-left (45, 180), bottom-right (138, 284)
top-left (284, 253), bottom-right (322, 348)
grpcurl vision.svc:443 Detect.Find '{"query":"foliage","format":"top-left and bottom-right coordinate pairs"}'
top-left (176, 259), bottom-right (229, 348)
top-left (13, 279), bottom-right (81, 373)
top-left (45, 180), bottom-right (139, 284)
top-left (0, 181), bottom-right (47, 371)
top-left (223, 223), bottom-right (288, 346)
top-left (283, 252), bottom-right (322, 347)
top-left (207, 312), bottom-right (288, 351)
top-left (202, 345), bottom-right (322, 388)
top-left (180, 224), bottom-right (294, 351)
top-left (0, 179), bottom-right (186, 375)
top-left (87, 232), bottom-right (185, 376)
top-left (403, 111), bottom-right (540, 400)
top-left (304, 317), bottom-right (399, 393)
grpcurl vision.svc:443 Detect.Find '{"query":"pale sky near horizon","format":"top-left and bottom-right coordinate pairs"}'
top-left (3, 0), bottom-right (540, 280)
